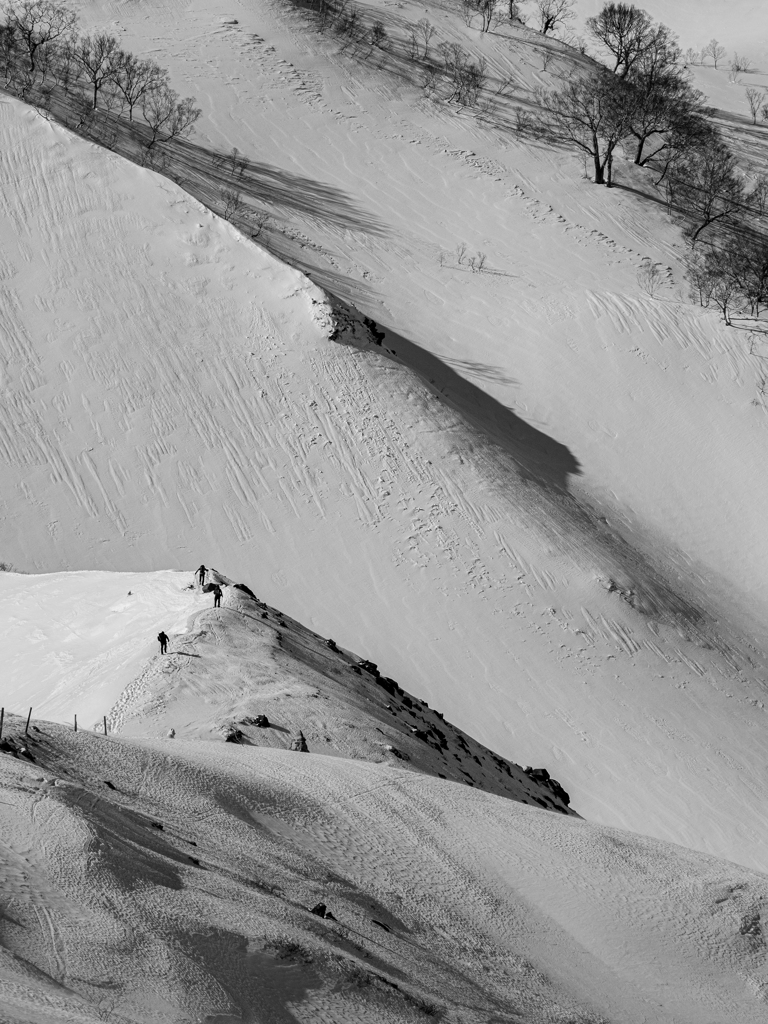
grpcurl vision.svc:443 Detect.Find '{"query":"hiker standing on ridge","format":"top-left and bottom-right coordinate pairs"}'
top-left (197, 565), bottom-right (207, 586)
top-left (158, 631), bottom-right (169, 654)
top-left (212, 584), bottom-right (222, 608)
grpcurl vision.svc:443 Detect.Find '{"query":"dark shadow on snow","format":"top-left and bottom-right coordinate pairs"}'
top-left (373, 323), bottom-right (582, 492)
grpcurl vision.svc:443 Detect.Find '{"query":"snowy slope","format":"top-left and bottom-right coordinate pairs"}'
top-left (0, 570), bottom-right (209, 730)
top-left (4, 0), bottom-right (768, 875)
top-left (73, 0), bottom-right (768, 614)
top-left (1, 715), bottom-right (768, 1023)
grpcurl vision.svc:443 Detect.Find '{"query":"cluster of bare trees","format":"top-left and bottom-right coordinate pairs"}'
top-left (687, 236), bottom-right (768, 326)
top-left (532, 2), bottom-right (768, 329)
top-left (461, 0), bottom-right (575, 37)
top-left (0, 0), bottom-right (201, 155)
top-left (536, 5), bottom-right (718, 191)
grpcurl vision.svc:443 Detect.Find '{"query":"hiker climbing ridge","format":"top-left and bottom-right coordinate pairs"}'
top-left (157, 631), bottom-right (169, 654)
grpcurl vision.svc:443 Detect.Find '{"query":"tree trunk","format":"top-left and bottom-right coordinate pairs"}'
top-left (592, 135), bottom-right (605, 184)
top-left (606, 151), bottom-right (613, 187)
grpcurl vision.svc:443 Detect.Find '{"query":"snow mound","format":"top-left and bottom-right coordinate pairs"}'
top-left (1, 719), bottom-right (768, 1023)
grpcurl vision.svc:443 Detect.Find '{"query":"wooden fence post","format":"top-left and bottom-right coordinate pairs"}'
top-left (0, 708), bottom-right (4, 740)
top-left (25, 707), bottom-right (32, 735)
top-left (74, 715), bottom-right (77, 733)
top-left (103, 716), bottom-right (107, 736)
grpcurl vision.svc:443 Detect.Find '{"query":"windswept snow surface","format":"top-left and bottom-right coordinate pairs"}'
top-left (5, 0), bottom-right (768, 875)
top-left (2, 717), bottom-right (768, 1023)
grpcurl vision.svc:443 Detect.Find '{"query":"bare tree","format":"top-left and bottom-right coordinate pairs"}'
top-left (71, 32), bottom-right (121, 108)
top-left (141, 84), bottom-right (201, 150)
top-left (537, 68), bottom-right (636, 184)
top-left (745, 86), bottom-right (764, 125)
top-left (0, 21), bottom-right (19, 82)
top-left (221, 187), bottom-right (245, 222)
top-left (670, 142), bottom-right (744, 244)
top-left (438, 42), bottom-right (486, 105)
top-left (585, 2), bottom-right (653, 78)
top-left (462, 0), bottom-right (496, 33)
top-left (367, 20), bottom-right (387, 53)
top-left (508, 0), bottom-right (526, 20)
top-left (414, 18), bottom-right (435, 60)
top-left (687, 239), bottom-right (768, 323)
top-left (701, 38), bottom-right (726, 68)
top-left (629, 73), bottom-right (710, 166)
top-left (115, 53), bottom-right (165, 121)
top-left (637, 258), bottom-right (663, 296)
top-left (479, 0), bottom-right (497, 32)
top-left (749, 173), bottom-right (768, 216)
top-left (533, 0), bottom-right (574, 36)
top-left (731, 53), bottom-right (752, 73)
top-left (3, 0), bottom-right (76, 78)
top-left (683, 47), bottom-right (699, 66)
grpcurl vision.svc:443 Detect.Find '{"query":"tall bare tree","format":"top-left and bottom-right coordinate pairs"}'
top-left (71, 32), bottom-right (121, 108)
top-left (3, 0), bottom-right (76, 77)
top-left (745, 86), bottom-right (765, 125)
top-left (533, 0), bottom-right (574, 36)
top-left (115, 53), bottom-right (166, 120)
top-left (586, 2), bottom-right (653, 78)
top-left (670, 142), bottom-right (744, 244)
top-left (141, 84), bottom-right (201, 150)
top-left (538, 68), bottom-right (636, 184)
top-left (701, 38), bottom-right (726, 68)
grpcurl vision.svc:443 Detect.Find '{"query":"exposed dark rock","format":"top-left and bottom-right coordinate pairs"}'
top-left (385, 745), bottom-right (408, 760)
top-left (325, 638), bottom-right (338, 651)
top-left (310, 903), bottom-right (327, 917)
top-left (225, 726), bottom-right (244, 744)
top-left (376, 676), bottom-right (401, 696)
top-left (104, 780), bottom-right (116, 790)
top-left (524, 767), bottom-right (570, 806)
top-left (359, 659), bottom-right (379, 676)
top-left (241, 715), bottom-right (270, 728)
top-left (363, 316), bottom-right (386, 345)
top-left (371, 919), bottom-right (391, 932)
top-left (290, 731), bottom-right (309, 753)
top-left (233, 583), bottom-right (257, 600)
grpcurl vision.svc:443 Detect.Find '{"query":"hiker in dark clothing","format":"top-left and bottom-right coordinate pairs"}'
top-left (158, 631), bottom-right (169, 654)
top-left (197, 565), bottom-right (207, 586)
top-left (212, 585), bottom-right (222, 608)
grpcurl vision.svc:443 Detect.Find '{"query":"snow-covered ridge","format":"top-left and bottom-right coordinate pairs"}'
top-left (2, 714), bottom-right (768, 1023)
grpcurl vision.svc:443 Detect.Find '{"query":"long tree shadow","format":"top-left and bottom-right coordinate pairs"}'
top-left (175, 139), bottom-right (388, 238)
